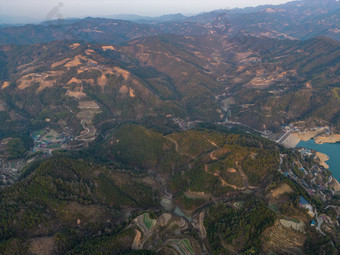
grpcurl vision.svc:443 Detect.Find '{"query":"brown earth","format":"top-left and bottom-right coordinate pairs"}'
top-left (29, 237), bottom-right (55, 255)
top-left (64, 55), bottom-right (84, 68)
top-left (119, 85), bottom-right (129, 94)
top-left (315, 134), bottom-right (340, 144)
top-left (51, 58), bottom-right (72, 68)
top-left (316, 152), bottom-right (330, 169)
top-left (132, 230), bottom-right (142, 250)
top-left (2, 81), bottom-right (10, 89)
top-left (262, 219), bottom-right (306, 255)
top-left (295, 130), bottom-right (323, 141)
top-left (102, 45), bottom-right (115, 51)
top-left (67, 77), bottom-right (82, 84)
top-left (113, 67), bottom-right (131, 80)
top-left (70, 43), bottom-right (81, 49)
top-left (57, 202), bottom-right (107, 226)
top-left (65, 90), bottom-right (87, 99)
top-left (85, 49), bottom-right (95, 55)
top-left (270, 183), bottom-right (294, 199)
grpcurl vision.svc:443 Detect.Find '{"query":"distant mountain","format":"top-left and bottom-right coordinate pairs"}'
top-left (105, 14), bottom-right (151, 21)
top-left (40, 18), bottom-right (81, 26)
top-left (0, 14), bottom-right (227, 45)
top-left (108, 13), bottom-right (187, 24)
top-left (225, 0), bottom-right (340, 40)
top-left (0, 0), bottom-right (339, 45)
top-left (1, 1), bottom-right (340, 254)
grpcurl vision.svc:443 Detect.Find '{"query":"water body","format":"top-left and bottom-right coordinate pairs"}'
top-left (297, 140), bottom-right (340, 182)
top-left (174, 207), bottom-right (192, 222)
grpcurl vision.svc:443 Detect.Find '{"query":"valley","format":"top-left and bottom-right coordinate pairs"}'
top-left (0, 0), bottom-right (339, 254)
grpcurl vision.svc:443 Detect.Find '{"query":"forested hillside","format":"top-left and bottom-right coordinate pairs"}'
top-left (0, 125), bottom-right (337, 254)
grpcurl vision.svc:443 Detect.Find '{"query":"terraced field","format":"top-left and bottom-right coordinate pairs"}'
top-left (262, 220), bottom-right (306, 255)
top-left (169, 239), bottom-right (195, 255)
top-left (144, 213), bottom-right (157, 231)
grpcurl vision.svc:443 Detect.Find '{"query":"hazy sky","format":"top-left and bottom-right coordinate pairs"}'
top-left (0, 0), bottom-right (293, 22)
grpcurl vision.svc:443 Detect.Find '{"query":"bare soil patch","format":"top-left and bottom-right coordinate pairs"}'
top-left (132, 230), bottom-right (142, 249)
top-left (29, 237), bottom-right (55, 255)
top-left (262, 219), bottom-right (305, 255)
top-left (102, 45), bottom-right (115, 51)
top-left (270, 183), bottom-right (294, 199)
top-left (119, 85), bottom-right (129, 94)
top-left (51, 58), bottom-right (72, 69)
top-left (2, 81), bottom-right (10, 89)
top-left (67, 77), bottom-right (82, 84)
top-left (70, 43), bottom-right (81, 49)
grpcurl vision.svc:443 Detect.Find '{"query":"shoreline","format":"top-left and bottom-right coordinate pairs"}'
top-left (297, 137), bottom-right (340, 183)
top-left (315, 152), bottom-right (330, 169)
top-left (297, 139), bottom-right (340, 195)
top-left (314, 134), bottom-right (340, 145)
top-left (295, 130), bottom-right (340, 145)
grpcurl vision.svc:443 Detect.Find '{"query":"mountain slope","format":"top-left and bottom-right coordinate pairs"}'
top-left (1, 125), bottom-right (335, 254)
top-left (0, 35), bottom-right (339, 138)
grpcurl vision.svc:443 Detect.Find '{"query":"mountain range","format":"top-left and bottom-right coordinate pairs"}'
top-left (0, 0), bottom-right (340, 254)
top-left (1, 31), bottom-right (339, 137)
top-left (1, 0), bottom-right (340, 45)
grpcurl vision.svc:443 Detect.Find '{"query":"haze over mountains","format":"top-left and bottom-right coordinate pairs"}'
top-left (0, 0), bottom-right (340, 254)
top-left (1, 0), bottom-right (340, 136)
top-left (1, 0), bottom-right (340, 45)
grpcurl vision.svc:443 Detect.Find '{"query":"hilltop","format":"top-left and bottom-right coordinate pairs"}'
top-left (0, 125), bottom-right (338, 254)
top-left (0, 0), bottom-right (339, 254)
top-left (0, 35), bottom-right (339, 140)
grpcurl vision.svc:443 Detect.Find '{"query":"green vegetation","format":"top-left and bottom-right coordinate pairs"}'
top-left (0, 9), bottom-right (339, 255)
top-left (0, 238), bottom-right (29, 255)
top-left (0, 157), bottom-right (159, 242)
top-left (0, 124), bottom-right (335, 254)
top-left (122, 250), bottom-right (157, 255)
top-left (106, 124), bottom-right (172, 170)
top-left (292, 165), bottom-right (305, 178)
top-left (242, 150), bottom-right (279, 185)
top-left (175, 192), bottom-right (206, 211)
top-left (183, 239), bottom-right (194, 254)
top-left (204, 198), bottom-right (276, 254)
top-left (1, 30), bottom-right (340, 136)
top-left (168, 130), bottom-right (216, 157)
top-left (104, 124), bottom-right (188, 172)
top-left (7, 138), bottom-right (26, 159)
top-left (304, 235), bottom-right (338, 255)
top-left (143, 213), bottom-right (156, 231)
top-left (67, 229), bottom-right (135, 255)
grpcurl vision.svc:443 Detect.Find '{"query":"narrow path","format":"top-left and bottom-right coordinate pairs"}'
top-left (206, 139), bottom-right (218, 148)
top-left (76, 120), bottom-right (90, 139)
top-left (166, 137), bottom-right (179, 152)
top-left (214, 173), bottom-right (240, 190)
top-left (209, 151), bottom-right (217, 161)
top-left (326, 176), bottom-right (332, 187)
top-left (213, 172), bottom-right (256, 191)
top-left (198, 211), bottom-right (207, 240)
top-left (316, 216), bottom-right (326, 236)
top-left (206, 138), bottom-right (219, 160)
top-left (165, 137), bottom-right (193, 158)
